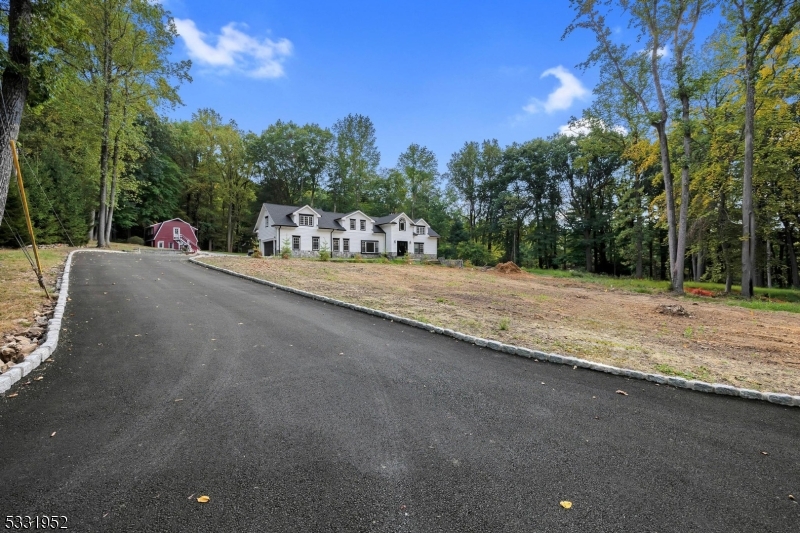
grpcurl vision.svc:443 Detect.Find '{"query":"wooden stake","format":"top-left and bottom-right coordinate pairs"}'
top-left (10, 139), bottom-right (50, 299)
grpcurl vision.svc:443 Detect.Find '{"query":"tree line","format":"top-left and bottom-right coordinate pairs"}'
top-left (1, 0), bottom-right (798, 294)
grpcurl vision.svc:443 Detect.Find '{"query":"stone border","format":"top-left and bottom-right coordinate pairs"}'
top-left (0, 250), bottom-right (124, 395)
top-left (189, 257), bottom-right (800, 408)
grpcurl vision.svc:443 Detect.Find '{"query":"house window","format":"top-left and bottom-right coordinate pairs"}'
top-left (399, 220), bottom-right (406, 231)
top-left (333, 238), bottom-right (340, 252)
top-left (169, 241), bottom-right (174, 249)
top-left (157, 241), bottom-right (164, 249)
top-left (173, 227), bottom-right (180, 236)
top-left (414, 243), bottom-right (424, 254)
top-left (361, 241), bottom-right (378, 254)
top-left (350, 219), bottom-right (356, 230)
top-left (415, 226), bottom-right (426, 235)
top-left (292, 236), bottom-right (300, 250)
top-left (299, 214), bottom-right (314, 226)
top-left (312, 237), bottom-right (320, 251)
top-left (343, 238), bottom-right (350, 252)
top-left (360, 220), bottom-right (366, 231)
top-left (264, 216), bottom-right (269, 226)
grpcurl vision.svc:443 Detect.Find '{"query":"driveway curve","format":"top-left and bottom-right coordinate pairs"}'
top-left (0, 252), bottom-right (797, 532)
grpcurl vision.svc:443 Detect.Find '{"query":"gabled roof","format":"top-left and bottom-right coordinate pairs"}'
top-left (149, 218), bottom-right (198, 243)
top-left (256, 203), bottom-right (439, 236)
top-left (373, 214), bottom-right (401, 225)
top-left (338, 210), bottom-right (375, 223)
top-left (263, 203), bottom-right (347, 230)
top-left (292, 205), bottom-right (322, 217)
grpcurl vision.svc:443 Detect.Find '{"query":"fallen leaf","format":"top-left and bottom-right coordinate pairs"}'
top-left (174, 398), bottom-right (184, 402)
top-left (789, 494), bottom-right (796, 501)
top-left (34, 376), bottom-right (43, 381)
top-left (50, 431), bottom-right (56, 437)
top-left (761, 451), bottom-right (769, 456)
top-left (197, 495), bottom-right (210, 503)
top-left (573, 365), bottom-right (577, 370)
top-left (560, 501), bottom-right (572, 509)
top-left (8, 393), bottom-right (18, 398)
top-left (616, 390), bottom-right (629, 396)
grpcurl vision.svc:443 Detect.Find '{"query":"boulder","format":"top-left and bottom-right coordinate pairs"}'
top-left (25, 326), bottom-right (44, 338)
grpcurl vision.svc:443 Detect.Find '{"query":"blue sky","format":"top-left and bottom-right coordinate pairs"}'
top-left (162, 0), bottom-right (718, 172)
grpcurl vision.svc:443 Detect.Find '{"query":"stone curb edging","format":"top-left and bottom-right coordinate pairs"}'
top-left (189, 257), bottom-right (800, 408)
top-left (0, 250), bottom-right (125, 395)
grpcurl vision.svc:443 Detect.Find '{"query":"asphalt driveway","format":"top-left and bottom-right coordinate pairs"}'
top-left (1, 252), bottom-right (797, 532)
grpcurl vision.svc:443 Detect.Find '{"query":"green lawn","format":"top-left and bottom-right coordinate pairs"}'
top-left (523, 267), bottom-right (800, 313)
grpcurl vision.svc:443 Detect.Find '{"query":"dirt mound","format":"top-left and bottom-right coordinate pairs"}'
top-left (495, 261), bottom-right (522, 274)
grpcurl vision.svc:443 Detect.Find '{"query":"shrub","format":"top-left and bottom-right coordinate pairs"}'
top-left (456, 240), bottom-right (497, 266)
top-left (319, 239), bottom-right (330, 261)
top-left (252, 249), bottom-right (262, 258)
top-left (127, 236), bottom-right (144, 245)
top-left (281, 237), bottom-right (291, 259)
top-left (354, 253), bottom-right (363, 263)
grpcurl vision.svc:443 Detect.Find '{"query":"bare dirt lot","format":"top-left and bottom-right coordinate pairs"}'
top-left (199, 256), bottom-right (800, 395)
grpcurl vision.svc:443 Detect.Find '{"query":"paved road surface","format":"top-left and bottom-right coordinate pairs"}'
top-left (1, 253), bottom-right (798, 532)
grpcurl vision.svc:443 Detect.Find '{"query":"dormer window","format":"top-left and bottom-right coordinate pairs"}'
top-left (399, 220), bottom-right (406, 231)
top-left (350, 219), bottom-right (356, 230)
top-left (360, 220), bottom-right (366, 231)
top-left (299, 214), bottom-right (314, 226)
top-left (415, 226), bottom-right (426, 235)
top-left (264, 216), bottom-right (269, 226)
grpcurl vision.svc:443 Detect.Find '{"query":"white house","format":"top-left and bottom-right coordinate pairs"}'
top-left (253, 203), bottom-right (439, 258)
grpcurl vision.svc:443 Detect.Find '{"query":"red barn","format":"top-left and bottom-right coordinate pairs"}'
top-left (145, 218), bottom-right (199, 252)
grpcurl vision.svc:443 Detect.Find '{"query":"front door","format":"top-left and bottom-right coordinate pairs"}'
top-left (265, 240), bottom-right (274, 256)
top-left (397, 241), bottom-right (408, 256)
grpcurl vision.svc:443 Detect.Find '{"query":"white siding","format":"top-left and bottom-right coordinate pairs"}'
top-left (255, 205), bottom-right (438, 257)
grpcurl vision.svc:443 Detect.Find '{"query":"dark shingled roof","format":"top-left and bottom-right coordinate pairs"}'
top-left (263, 203), bottom-right (348, 230)
top-left (262, 203), bottom-right (438, 236)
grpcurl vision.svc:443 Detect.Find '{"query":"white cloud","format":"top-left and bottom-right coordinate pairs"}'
top-left (523, 66), bottom-right (590, 114)
top-left (558, 118), bottom-right (628, 137)
top-left (174, 18), bottom-right (292, 79)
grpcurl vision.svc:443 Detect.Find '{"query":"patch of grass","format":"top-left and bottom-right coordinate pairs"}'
top-left (498, 317), bottom-right (510, 331)
top-left (655, 364), bottom-right (695, 380)
top-left (524, 267), bottom-right (800, 313)
top-left (727, 300), bottom-right (800, 314)
top-left (0, 247), bottom-right (69, 334)
top-left (683, 327), bottom-right (693, 339)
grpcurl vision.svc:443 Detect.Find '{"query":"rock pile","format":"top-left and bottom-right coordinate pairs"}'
top-left (1, 305), bottom-right (53, 370)
top-left (656, 304), bottom-right (691, 317)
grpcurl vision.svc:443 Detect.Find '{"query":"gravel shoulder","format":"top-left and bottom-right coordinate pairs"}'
top-left (198, 256), bottom-right (800, 395)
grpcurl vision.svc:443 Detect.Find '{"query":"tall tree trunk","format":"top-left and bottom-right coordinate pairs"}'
top-left (676, 86), bottom-right (692, 292)
top-left (766, 238), bottom-right (772, 289)
top-left (785, 221), bottom-right (800, 289)
top-left (226, 201), bottom-right (233, 253)
top-left (87, 209), bottom-right (96, 241)
top-left (741, 53), bottom-right (756, 298)
top-left (0, 0), bottom-right (32, 227)
top-left (97, 15), bottom-right (113, 248)
top-left (635, 185), bottom-right (643, 278)
top-left (104, 130), bottom-right (121, 245)
top-left (654, 123), bottom-right (682, 291)
top-left (584, 227), bottom-right (592, 272)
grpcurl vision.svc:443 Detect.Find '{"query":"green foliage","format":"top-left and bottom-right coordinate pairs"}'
top-left (319, 238), bottom-right (330, 261)
top-left (456, 240), bottom-right (498, 266)
top-left (127, 236), bottom-right (144, 245)
top-left (0, 146), bottom-right (90, 246)
top-left (281, 237), bottom-right (291, 259)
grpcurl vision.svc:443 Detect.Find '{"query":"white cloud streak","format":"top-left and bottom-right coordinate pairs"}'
top-left (174, 18), bottom-right (292, 79)
top-left (523, 66), bottom-right (590, 114)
